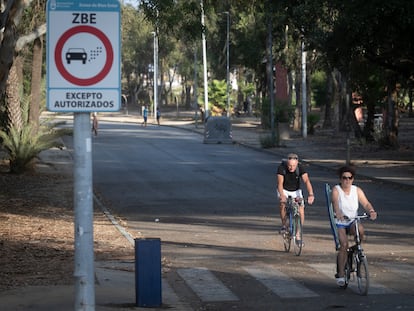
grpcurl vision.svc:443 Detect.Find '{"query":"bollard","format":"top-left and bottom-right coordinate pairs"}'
top-left (135, 238), bottom-right (162, 307)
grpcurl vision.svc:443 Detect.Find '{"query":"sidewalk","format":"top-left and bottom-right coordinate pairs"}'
top-left (2, 110), bottom-right (413, 310)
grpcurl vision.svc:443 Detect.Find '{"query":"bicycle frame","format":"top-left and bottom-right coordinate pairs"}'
top-left (340, 214), bottom-right (370, 295)
top-left (282, 196), bottom-right (303, 256)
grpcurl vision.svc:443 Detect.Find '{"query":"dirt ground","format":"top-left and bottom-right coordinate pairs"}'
top-left (0, 160), bottom-right (136, 292)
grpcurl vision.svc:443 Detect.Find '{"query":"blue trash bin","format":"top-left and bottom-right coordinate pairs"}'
top-left (135, 238), bottom-right (162, 307)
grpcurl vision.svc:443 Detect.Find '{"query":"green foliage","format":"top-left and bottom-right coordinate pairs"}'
top-left (307, 113), bottom-right (320, 135)
top-left (0, 97), bottom-right (69, 174)
top-left (310, 70), bottom-right (327, 107)
top-left (239, 81), bottom-right (255, 99)
top-left (208, 79), bottom-right (228, 113)
top-left (0, 124), bottom-right (62, 174)
top-left (261, 98), bottom-right (295, 129)
top-left (287, 1), bottom-right (414, 81)
top-left (275, 103), bottom-right (295, 123)
top-left (259, 134), bottom-right (277, 149)
top-left (121, 6), bottom-right (153, 97)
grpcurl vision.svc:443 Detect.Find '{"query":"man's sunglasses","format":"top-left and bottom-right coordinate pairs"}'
top-left (288, 156), bottom-right (298, 160)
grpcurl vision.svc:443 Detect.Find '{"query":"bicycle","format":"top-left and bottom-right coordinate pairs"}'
top-left (282, 196), bottom-right (303, 256)
top-left (336, 214), bottom-right (370, 295)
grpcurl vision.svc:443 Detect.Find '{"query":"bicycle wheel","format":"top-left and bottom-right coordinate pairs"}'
top-left (293, 215), bottom-right (303, 256)
top-left (341, 253), bottom-right (352, 289)
top-left (282, 212), bottom-right (291, 252)
top-left (355, 253), bottom-right (369, 295)
top-left (283, 231), bottom-right (291, 252)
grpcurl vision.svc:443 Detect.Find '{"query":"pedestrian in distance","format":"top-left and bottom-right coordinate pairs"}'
top-left (142, 106), bottom-right (148, 127)
top-left (156, 107), bottom-right (161, 126)
top-left (91, 112), bottom-right (98, 136)
top-left (331, 166), bottom-right (377, 287)
top-left (276, 153), bottom-right (315, 245)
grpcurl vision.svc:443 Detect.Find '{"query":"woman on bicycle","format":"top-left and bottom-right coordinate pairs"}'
top-left (332, 166), bottom-right (377, 286)
top-left (277, 153), bottom-right (314, 244)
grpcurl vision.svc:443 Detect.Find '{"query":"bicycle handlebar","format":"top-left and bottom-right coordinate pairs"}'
top-left (343, 213), bottom-right (372, 221)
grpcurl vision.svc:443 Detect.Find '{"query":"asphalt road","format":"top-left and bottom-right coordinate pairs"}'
top-left (88, 121), bottom-right (414, 310)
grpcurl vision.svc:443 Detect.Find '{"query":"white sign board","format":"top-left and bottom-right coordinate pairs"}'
top-left (47, 0), bottom-right (121, 112)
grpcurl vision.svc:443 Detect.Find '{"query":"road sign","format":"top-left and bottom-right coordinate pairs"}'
top-left (46, 0), bottom-right (121, 112)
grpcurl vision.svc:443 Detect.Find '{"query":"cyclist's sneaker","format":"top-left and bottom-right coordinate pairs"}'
top-left (336, 277), bottom-right (345, 287)
top-left (296, 240), bottom-right (304, 247)
top-left (279, 226), bottom-right (287, 234)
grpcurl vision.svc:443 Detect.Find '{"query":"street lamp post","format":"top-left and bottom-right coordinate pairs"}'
top-left (224, 11), bottom-right (230, 117)
top-left (201, 0), bottom-right (209, 121)
top-left (301, 38), bottom-right (307, 138)
top-left (152, 31), bottom-right (158, 120)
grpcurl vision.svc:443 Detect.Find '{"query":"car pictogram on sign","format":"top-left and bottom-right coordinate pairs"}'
top-left (66, 48), bottom-right (87, 64)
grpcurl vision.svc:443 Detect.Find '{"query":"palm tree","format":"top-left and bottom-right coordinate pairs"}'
top-left (0, 0), bottom-right (62, 173)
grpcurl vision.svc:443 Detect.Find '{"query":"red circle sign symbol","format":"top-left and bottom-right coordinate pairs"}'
top-left (55, 25), bottom-right (113, 86)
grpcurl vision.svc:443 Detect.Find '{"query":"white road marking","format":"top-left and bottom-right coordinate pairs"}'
top-left (243, 265), bottom-right (319, 298)
top-left (177, 267), bottom-right (239, 302)
top-left (163, 280), bottom-right (193, 310)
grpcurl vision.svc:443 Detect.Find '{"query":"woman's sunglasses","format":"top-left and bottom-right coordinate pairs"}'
top-left (342, 176), bottom-right (353, 180)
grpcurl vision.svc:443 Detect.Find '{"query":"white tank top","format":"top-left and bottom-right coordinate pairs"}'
top-left (335, 184), bottom-right (358, 219)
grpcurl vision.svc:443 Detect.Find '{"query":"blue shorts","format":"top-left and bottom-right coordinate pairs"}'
top-left (336, 220), bottom-right (355, 234)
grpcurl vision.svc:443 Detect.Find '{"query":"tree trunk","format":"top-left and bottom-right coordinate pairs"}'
top-left (29, 36), bottom-right (43, 131)
top-left (383, 81), bottom-right (400, 148)
top-left (5, 56), bottom-right (23, 131)
top-left (0, 24), bottom-right (18, 98)
top-left (331, 69), bottom-right (340, 133)
top-left (362, 96), bottom-right (375, 141)
top-left (185, 84), bottom-right (192, 109)
top-left (323, 70), bottom-right (333, 128)
top-left (408, 84), bottom-right (413, 117)
top-left (0, 0), bottom-right (26, 100)
top-left (293, 68), bottom-right (301, 131)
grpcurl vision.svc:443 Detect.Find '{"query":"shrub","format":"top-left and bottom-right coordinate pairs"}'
top-left (0, 120), bottom-right (69, 174)
top-left (0, 95), bottom-right (70, 174)
top-left (307, 113), bottom-right (320, 135)
top-left (261, 98), bottom-right (295, 129)
top-left (260, 134), bottom-right (277, 148)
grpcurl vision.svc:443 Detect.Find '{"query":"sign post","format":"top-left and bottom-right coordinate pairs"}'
top-left (47, 1), bottom-right (120, 309)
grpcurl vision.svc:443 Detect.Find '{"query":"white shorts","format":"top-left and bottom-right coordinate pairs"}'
top-left (278, 189), bottom-right (304, 206)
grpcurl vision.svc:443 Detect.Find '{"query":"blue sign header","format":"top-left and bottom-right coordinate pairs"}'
top-left (48, 0), bottom-right (120, 12)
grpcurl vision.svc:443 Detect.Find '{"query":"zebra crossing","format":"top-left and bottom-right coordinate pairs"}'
top-left (164, 261), bottom-right (412, 306)
top-left (177, 267), bottom-right (238, 302)
top-left (243, 264), bottom-right (318, 298)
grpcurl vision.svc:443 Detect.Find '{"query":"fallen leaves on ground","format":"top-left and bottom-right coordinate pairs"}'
top-left (0, 161), bottom-right (135, 292)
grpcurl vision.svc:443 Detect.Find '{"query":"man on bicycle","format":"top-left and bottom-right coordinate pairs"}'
top-left (331, 166), bottom-right (377, 286)
top-left (277, 153), bottom-right (314, 243)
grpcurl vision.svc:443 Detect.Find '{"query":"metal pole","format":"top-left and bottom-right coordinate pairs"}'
top-left (74, 113), bottom-right (95, 311)
top-left (201, 0), bottom-right (209, 120)
top-left (194, 49), bottom-right (199, 128)
top-left (153, 32), bottom-right (158, 121)
top-left (301, 39), bottom-right (307, 138)
top-left (225, 11), bottom-right (230, 117)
